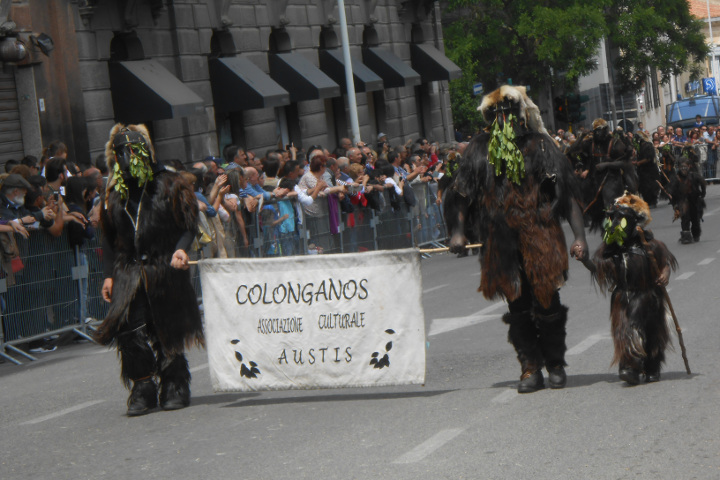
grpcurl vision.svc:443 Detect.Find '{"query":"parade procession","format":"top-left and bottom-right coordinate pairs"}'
top-left (2, 1), bottom-right (720, 479)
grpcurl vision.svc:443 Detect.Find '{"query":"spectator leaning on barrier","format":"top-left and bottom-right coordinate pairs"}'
top-left (0, 174), bottom-right (55, 232)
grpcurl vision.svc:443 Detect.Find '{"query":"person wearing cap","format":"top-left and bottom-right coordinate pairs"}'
top-left (0, 174), bottom-right (55, 232)
top-left (376, 132), bottom-right (388, 150)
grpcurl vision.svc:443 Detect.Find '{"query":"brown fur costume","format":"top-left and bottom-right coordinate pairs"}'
top-left (586, 194), bottom-right (677, 384)
top-left (445, 85), bottom-right (587, 392)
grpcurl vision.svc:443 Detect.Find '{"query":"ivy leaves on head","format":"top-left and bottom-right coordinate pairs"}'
top-left (488, 113), bottom-right (525, 185)
top-left (602, 216), bottom-right (628, 246)
top-left (113, 142), bottom-right (154, 199)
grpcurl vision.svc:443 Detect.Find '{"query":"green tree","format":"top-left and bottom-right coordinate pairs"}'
top-left (443, 0), bottom-right (709, 131)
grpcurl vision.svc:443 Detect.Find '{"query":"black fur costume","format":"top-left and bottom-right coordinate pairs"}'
top-left (632, 133), bottom-right (660, 207)
top-left (445, 85), bottom-right (588, 393)
top-left (582, 194), bottom-right (677, 384)
top-left (565, 119), bottom-right (638, 231)
top-left (668, 156), bottom-right (706, 243)
top-left (96, 124), bottom-right (202, 415)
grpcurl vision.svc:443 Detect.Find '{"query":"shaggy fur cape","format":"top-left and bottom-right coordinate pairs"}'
top-left (454, 128), bottom-right (580, 309)
top-left (95, 124), bottom-right (202, 353)
top-left (591, 230), bottom-right (677, 368)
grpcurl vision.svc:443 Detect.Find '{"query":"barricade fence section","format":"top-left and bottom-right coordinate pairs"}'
top-left (0, 182), bottom-right (448, 364)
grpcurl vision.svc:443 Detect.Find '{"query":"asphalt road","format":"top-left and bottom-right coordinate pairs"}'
top-left (2, 187), bottom-right (720, 480)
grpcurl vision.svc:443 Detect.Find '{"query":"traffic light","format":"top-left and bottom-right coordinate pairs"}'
top-left (553, 96), bottom-right (567, 125)
top-left (566, 93), bottom-right (589, 124)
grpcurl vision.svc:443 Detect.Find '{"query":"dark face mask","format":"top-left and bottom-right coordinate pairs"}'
top-left (112, 130), bottom-right (151, 173)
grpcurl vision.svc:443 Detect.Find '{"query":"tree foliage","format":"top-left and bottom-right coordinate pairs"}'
top-left (443, 0), bottom-right (709, 133)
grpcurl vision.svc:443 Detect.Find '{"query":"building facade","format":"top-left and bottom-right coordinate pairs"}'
top-left (0, 0), bottom-right (459, 168)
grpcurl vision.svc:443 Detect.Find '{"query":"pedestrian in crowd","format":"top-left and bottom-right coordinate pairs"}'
top-left (223, 144), bottom-right (248, 171)
top-left (693, 114), bottom-right (704, 129)
top-left (64, 176), bottom-right (97, 324)
top-left (445, 85), bottom-right (588, 393)
top-left (577, 193), bottom-right (676, 385)
top-left (224, 167), bottom-right (250, 255)
top-left (297, 154), bottom-right (345, 253)
top-left (702, 124), bottom-right (717, 178)
top-left (95, 123), bottom-right (203, 416)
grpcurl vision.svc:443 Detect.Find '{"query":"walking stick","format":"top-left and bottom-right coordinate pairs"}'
top-left (583, 172), bottom-right (609, 214)
top-left (187, 243), bottom-right (484, 264)
top-left (636, 227), bottom-right (691, 375)
top-left (655, 179), bottom-right (672, 201)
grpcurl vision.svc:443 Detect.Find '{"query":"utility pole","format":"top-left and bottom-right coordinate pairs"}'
top-left (337, 0), bottom-right (361, 144)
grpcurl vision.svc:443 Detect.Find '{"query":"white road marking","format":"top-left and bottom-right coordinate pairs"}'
top-left (428, 302), bottom-right (505, 337)
top-left (698, 258), bottom-right (715, 265)
top-left (190, 363), bottom-right (208, 373)
top-left (491, 389), bottom-right (517, 404)
top-left (705, 206), bottom-right (720, 217)
top-left (566, 333), bottom-right (610, 356)
top-left (393, 428), bottom-right (465, 464)
top-left (676, 272), bottom-right (695, 280)
top-left (423, 284), bottom-right (449, 294)
top-left (21, 400), bottom-right (106, 425)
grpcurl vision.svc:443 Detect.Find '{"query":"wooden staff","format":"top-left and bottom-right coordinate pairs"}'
top-left (583, 172), bottom-right (609, 214)
top-left (636, 226), bottom-right (691, 375)
top-left (656, 179), bottom-right (672, 201)
top-left (419, 243), bottom-right (483, 254)
top-left (188, 243), bottom-right (485, 264)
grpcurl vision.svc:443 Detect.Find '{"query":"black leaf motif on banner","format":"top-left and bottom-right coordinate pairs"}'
top-left (369, 329), bottom-right (395, 369)
top-left (230, 339), bottom-right (261, 379)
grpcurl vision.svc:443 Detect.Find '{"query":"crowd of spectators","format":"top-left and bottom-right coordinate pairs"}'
top-left (0, 133), bottom-right (466, 356)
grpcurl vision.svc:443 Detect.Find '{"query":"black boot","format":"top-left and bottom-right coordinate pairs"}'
top-left (619, 366), bottom-right (640, 385)
top-left (547, 365), bottom-right (567, 389)
top-left (518, 369), bottom-right (545, 393)
top-left (504, 310), bottom-right (545, 393)
top-left (537, 304), bottom-right (569, 389)
top-left (127, 378), bottom-right (158, 416)
top-left (159, 354), bottom-right (191, 410)
top-left (680, 230), bottom-right (693, 244)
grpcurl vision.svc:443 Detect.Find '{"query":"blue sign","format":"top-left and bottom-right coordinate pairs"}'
top-left (473, 82), bottom-right (483, 96)
top-left (685, 80), bottom-right (701, 93)
top-left (703, 77), bottom-right (717, 95)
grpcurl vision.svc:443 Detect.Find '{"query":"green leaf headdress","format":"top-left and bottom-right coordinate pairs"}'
top-left (104, 124), bottom-right (156, 204)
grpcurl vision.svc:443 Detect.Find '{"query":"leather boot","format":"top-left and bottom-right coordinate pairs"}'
top-left (127, 378), bottom-right (158, 416)
top-left (547, 365), bottom-right (567, 389)
top-left (619, 367), bottom-right (640, 386)
top-left (518, 369), bottom-right (544, 393)
top-left (159, 354), bottom-right (191, 410)
top-left (680, 230), bottom-right (693, 244)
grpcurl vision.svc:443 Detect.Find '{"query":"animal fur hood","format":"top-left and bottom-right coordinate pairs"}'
top-left (478, 85), bottom-right (548, 135)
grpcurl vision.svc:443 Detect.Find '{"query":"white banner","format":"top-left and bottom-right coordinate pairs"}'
top-left (198, 249), bottom-right (426, 392)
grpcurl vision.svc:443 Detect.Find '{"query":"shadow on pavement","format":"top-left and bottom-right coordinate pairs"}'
top-left (209, 389), bottom-right (456, 408)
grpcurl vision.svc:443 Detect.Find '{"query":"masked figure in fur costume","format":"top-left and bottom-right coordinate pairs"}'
top-left (579, 194), bottom-right (677, 385)
top-left (444, 85), bottom-right (588, 393)
top-left (565, 119), bottom-right (638, 231)
top-left (95, 124), bottom-right (203, 416)
top-left (632, 131), bottom-right (660, 207)
top-left (668, 156), bottom-right (706, 244)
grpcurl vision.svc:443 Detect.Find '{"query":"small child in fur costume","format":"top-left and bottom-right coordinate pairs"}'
top-left (579, 193), bottom-right (677, 385)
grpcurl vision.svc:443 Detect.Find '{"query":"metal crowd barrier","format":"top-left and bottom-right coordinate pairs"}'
top-left (0, 182), bottom-right (448, 365)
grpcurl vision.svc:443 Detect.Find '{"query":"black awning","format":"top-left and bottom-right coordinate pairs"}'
top-left (319, 49), bottom-right (384, 92)
top-left (269, 52), bottom-right (341, 102)
top-left (362, 47), bottom-right (421, 88)
top-left (108, 60), bottom-right (205, 122)
top-left (209, 57), bottom-right (290, 112)
top-left (410, 44), bottom-right (462, 82)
